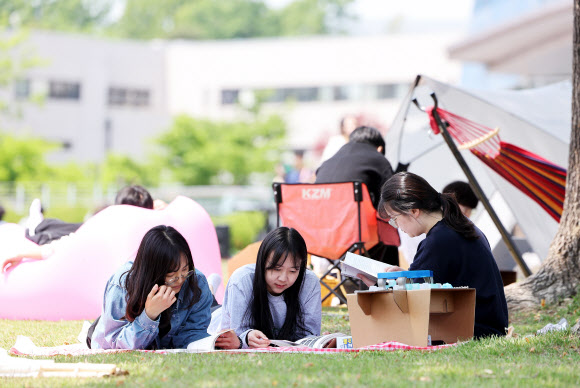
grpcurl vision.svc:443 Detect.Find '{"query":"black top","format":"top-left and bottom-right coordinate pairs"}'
top-left (25, 218), bottom-right (83, 245)
top-left (410, 221), bottom-right (509, 339)
top-left (315, 142), bottom-right (393, 208)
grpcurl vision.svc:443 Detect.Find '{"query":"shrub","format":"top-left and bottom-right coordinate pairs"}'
top-left (212, 211), bottom-right (267, 253)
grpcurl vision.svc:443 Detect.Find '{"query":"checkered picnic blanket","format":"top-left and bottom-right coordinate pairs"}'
top-left (9, 336), bottom-right (455, 357)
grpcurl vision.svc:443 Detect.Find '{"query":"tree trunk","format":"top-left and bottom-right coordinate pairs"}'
top-left (504, 0), bottom-right (580, 311)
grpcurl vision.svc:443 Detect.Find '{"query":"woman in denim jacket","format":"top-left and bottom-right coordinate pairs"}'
top-left (91, 225), bottom-right (227, 349)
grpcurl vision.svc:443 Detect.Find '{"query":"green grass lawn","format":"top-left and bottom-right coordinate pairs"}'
top-left (1, 294), bottom-right (580, 387)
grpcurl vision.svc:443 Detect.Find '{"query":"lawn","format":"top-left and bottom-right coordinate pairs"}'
top-left (1, 294), bottom-right (579, 387)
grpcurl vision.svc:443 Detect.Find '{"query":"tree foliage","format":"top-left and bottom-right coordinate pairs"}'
top-left (157, 114), bottom-right (286, 185)
top-left (108, 0), bottom-right (354, 40)
top-left (0, 0), bottom-right (114, 33)
top-left (1, 0), bottom-right (355, 40)
top-left (100, 153), bottom-right (159, 188)
top-left (0, 132), bottom-right (55, 182)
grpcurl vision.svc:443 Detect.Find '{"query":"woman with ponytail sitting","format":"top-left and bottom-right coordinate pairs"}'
top-left (360, 172), bottom-right (508, 339)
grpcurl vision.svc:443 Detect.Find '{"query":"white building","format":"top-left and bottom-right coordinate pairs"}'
top-left (2, 30), bottom-right (463, 164)
top-left (2, 31), bottom-right (169, 163)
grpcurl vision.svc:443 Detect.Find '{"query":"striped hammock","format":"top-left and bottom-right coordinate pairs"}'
top-left (426, 107), bottom-right (566, 222)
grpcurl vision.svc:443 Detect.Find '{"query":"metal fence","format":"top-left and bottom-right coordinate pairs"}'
top-left (0, 182), bottom-right (275, 217)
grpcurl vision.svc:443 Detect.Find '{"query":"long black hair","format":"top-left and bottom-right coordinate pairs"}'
top-left (123, 225), bottom-right (201, 321)
top-left (379, 172), bottom-right (479, 240)
top-left (247, 227), bottom-right (308, 341)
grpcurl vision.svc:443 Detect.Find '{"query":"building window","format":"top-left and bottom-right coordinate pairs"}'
top-left (108, 87), bottom-right (150, 107)
top-left (127, 89), bottom-right (149, 106)
top-left (376, 84), bottom-right (397, 99)
top-left (294, 87), bottom-right (319, 102)
top-left (333, 85), bottom-right (353, 101)
top-left (260, 87), bottom-right (320, 103)
top-left (376, 83), bottom-right (408, 100)
top-left (14, 79), bottom-right (30, 99)
top-left (221, 89), bottom-right (239, 105)
top-left (49, 81), bottom-right (81, 100)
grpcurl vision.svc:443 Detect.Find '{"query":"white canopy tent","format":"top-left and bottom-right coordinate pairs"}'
top-left (386, 75), bottom-right (571, 263)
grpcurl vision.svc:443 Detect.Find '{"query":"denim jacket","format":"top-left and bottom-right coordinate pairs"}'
top-left (91, 261), bottom-right (212, 350)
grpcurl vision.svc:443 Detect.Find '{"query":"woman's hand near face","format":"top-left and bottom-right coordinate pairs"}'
top-left (214, 330), bottom-right (241, 349)
top-left (247, 330), bottom-right (270, 348)
top-left (144, 284), bottom-right (176, 321)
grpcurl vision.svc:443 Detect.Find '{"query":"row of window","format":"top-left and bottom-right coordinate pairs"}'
top-left (14, 79), bottom-right (407, 107)
top-left (221, 83), bottom-right (409, 105)
top-left (14, 79), bottom-right (150, 107)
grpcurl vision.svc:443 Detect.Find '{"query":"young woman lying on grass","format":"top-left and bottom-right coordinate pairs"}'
top-left (210, 227), bottom-right (322, 349)
top-left (90, 225), bottom-right (237, 350)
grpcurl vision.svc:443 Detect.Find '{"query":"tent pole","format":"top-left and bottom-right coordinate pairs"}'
top-left (414, 93), bottom-right (532, 277)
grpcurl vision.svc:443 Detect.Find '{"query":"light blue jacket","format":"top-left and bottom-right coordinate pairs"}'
top-left (91, 261), bottom-right (212, 350)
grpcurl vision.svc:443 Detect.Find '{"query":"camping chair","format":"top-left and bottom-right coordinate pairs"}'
top-left (273, 181), bottom-right (379, 304)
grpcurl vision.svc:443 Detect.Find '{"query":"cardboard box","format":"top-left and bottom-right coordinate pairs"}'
top-left (346, 288), bottom-right (475, 347)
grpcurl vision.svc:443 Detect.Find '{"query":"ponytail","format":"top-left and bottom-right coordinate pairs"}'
top-left (440, 193), bottom-right (479, 240)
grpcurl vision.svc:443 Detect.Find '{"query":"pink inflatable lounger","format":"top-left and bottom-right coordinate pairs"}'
top-left (0, 196), bottom-right (224, 320)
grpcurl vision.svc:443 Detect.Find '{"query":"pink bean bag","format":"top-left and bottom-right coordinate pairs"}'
top-left (0, 196), bottom-right (223, 320)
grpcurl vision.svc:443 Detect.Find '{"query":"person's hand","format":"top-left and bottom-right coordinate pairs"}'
top-left (214, 330), bottom-right (241, 349)
top-left (357, 273), bottom-right (377, 287)
top-left (153, 199), bottom-right (168, 210)
top-left (247, 330), bottom-right (270, 348)
top-left (357, 265), bottom-right (407, 287)
top-left (1, 255), bottom-right (23, 273)
top-left (144, 284), bottom-right (176, 321)
top-left (323, 338), bottom-right (337, 348)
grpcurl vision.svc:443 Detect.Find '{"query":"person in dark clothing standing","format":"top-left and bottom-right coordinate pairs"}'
top-left (360, 172), bottom-right (508, 339)
top-left (316, 126), bottom-right (393, 208)
top-left (315, 126), bottom-right (398, 265)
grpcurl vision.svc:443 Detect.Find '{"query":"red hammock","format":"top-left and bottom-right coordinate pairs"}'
top-left (426, 107), bottom-right (566, 222)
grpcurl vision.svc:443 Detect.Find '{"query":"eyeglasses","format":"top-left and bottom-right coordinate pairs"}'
top-left (165, 270), bottom-right (195, 286)
top-left (388, 214), bottom-right (401, 228)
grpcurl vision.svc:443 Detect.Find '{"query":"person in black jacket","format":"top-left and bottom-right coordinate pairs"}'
top-left (315, 126), bottom-right (398, 265)
top-left (316, 126), bottom-right (393, 209)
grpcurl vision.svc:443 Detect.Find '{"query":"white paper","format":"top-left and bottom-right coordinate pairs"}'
top-left (340, 252), bottom-right (393, 282)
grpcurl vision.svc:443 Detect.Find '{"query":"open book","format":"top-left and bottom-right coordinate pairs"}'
top-left (340, 252), bottom-right (393, 284)
top-left (268, 332), bottom-right (346, 349)
top-left (186, 329), bottom-right (236, 353)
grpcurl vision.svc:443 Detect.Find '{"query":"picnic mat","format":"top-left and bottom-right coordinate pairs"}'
top-left (10, 335), bottom-right (455, 356)
top-left (0, 348), bottom-right (125, 378)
